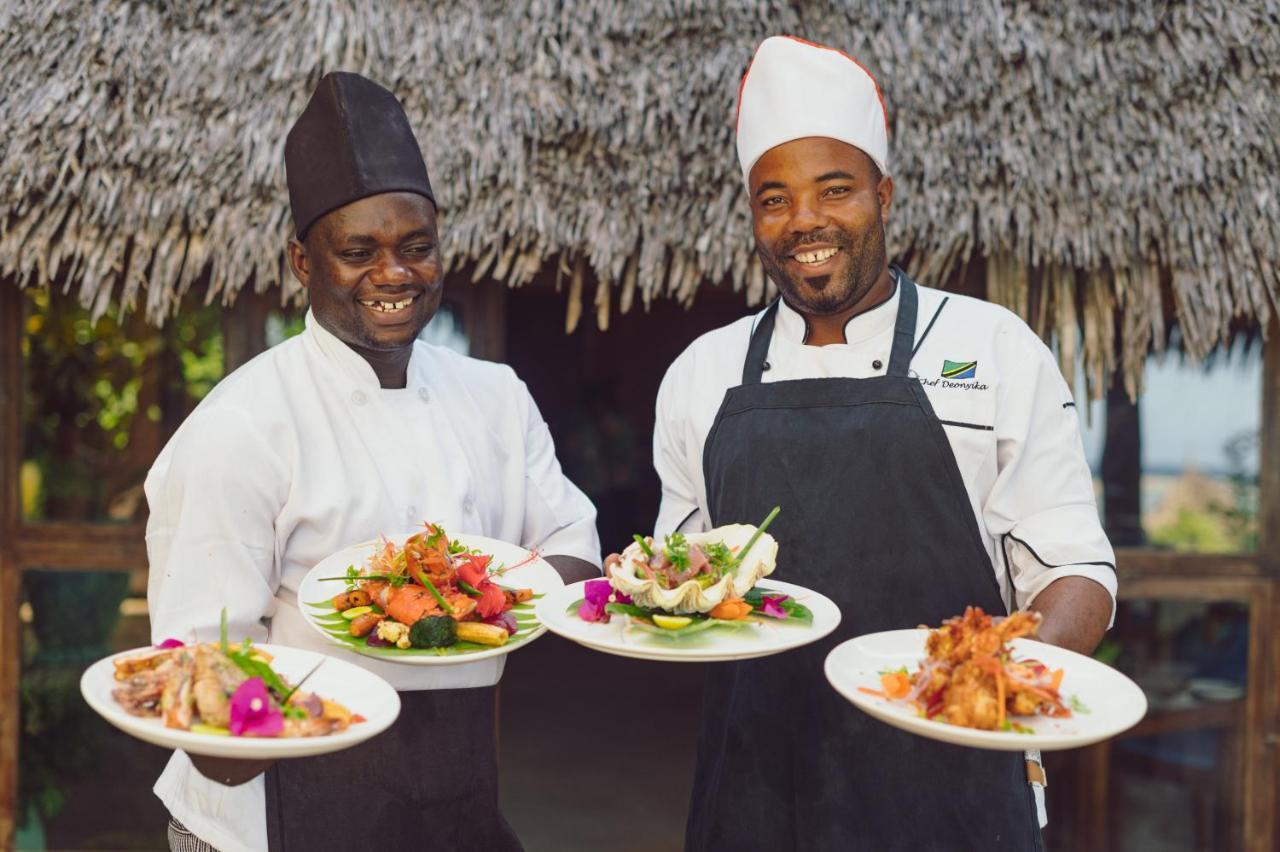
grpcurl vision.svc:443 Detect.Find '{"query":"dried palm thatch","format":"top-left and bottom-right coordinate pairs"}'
top-left (1, 1), bottom-right (1277, 397)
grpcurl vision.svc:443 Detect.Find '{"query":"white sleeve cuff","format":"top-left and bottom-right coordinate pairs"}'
top-left (1020, 564), bottom-right (1118, 628)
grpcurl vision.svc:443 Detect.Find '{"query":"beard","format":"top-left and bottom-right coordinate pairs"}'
top-left (756, 217), bottom-right (887, 316)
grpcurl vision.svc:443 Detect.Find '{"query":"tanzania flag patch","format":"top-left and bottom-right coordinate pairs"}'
top-left (941, 360), bottom-right (978, 380)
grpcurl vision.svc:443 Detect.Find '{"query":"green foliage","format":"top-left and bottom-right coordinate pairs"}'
top-left (1147, 430), bottom-right (1259, 553)
top-left (20, 288), bottom-right (224, 521)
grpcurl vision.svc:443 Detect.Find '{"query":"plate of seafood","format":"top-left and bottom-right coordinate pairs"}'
top-left (824, 607), bottom-right (1147, 751)
top-left (537, 509), bottom-right (841, 662)
top-left (298, 523), bottom-right (561, 665)
top-left (82, 634), bottom-right (399, 759)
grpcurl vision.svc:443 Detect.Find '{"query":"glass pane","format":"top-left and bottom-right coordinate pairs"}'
top-left (1076, 340), bottom-right (1262, 552)
top-left (21, 289), bottom-right (224, 523)
top-left (16, 570), bottom-right (169, 850)
top-left (1043, 598), bottom-right (1249, 851)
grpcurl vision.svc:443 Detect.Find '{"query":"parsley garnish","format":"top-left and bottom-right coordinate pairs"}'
top-left (663, 533), bottom-right (690, 571)
top-left (702, 542), bottom-right (734, 576)
top-left (1068, 695), bottom-right (1091, 714)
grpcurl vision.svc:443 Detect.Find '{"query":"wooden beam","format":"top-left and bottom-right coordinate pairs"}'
top-left (463, 280), bottom-right (507, 363)
top-left (1115, 548), bottom-right (1268, 581)
top-left (0, 282), bottom-right (22, 849)
top-left (223, 287), bottom-right (271, 372)
top-left (1258, 314), bottom-right (1280, 852)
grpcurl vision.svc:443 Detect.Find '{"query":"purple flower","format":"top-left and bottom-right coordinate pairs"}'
top-left (228, 677), bottom-right (283, 737)
top-left (578, 599), bottom-right (608, 623)
top-left (584, 579), bottom-right (613, 605)
top-left (760, 595), bottom-right (791, 619)
top-left (578, 579), bottom-right (616, 623)
top-left (154, 638), bottom-right (185, 649)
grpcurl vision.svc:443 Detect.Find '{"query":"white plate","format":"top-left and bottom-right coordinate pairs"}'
top-left (81, 644), bottom-right (401, 759)
top-left (824, 629), bottom-right (1148, 751)
top-left (299, 531), bottom-right (563, 666)
top-left (536, 578), bottom-right (841, 662)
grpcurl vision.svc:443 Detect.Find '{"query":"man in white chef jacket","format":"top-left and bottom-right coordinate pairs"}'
top-left (653, 37), bottom-right (1117, 850)
top-left (146, 72), bottom-right (599, 852)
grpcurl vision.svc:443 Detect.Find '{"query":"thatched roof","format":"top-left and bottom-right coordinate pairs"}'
top-left (2, 1), bottom-right (1277, 397)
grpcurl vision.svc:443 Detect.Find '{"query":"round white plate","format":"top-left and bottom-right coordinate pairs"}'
top-left (81, 643), bottom-right (401, 759)
top-left (824, 629), bottom-right (1148, 751)
top-left (536, 578), bottom-right (841, 662)
top-left (299, 531), bottom-right (563, 665)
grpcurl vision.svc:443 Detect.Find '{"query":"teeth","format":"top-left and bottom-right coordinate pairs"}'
top-left (359, 296), bottom-right (417, 312)
top-left (792, 247), bottom-right (839, 264)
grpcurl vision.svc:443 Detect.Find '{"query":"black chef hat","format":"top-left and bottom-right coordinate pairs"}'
top-left (285, 72), bottom-right (435, 240)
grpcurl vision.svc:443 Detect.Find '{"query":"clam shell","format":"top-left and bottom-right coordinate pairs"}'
top-left (609, 524), bottom-right (778, 614)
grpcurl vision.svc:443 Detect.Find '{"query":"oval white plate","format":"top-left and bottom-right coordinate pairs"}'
top-left (299, 532), bottom-right (563, 666)
top-left (536, 578), bottom-right (841, 662)
top-left (824, 629), bottom-right (1148, 751)
top-left (81, 643), bottom-right (400, 759)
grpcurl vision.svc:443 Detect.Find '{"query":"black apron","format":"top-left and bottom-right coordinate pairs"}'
top-left (686, 270), bottom-right (1042, 851)
top-left (265, 686), bottom-right (522, 852)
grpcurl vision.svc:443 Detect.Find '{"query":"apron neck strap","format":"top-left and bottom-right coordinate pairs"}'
top-left (886, 265), bottom-right (919, 377)
top-left (742, 300), bottom-right (780, 385)
top-left (741, 266), bottom-right (920, 385)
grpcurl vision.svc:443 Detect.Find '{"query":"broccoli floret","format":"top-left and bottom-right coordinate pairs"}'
top-left (409, 615), bottom-right (458, 649)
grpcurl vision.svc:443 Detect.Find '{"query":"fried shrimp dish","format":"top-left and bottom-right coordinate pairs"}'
top-left (868, 607), bottom-right (1071, 731)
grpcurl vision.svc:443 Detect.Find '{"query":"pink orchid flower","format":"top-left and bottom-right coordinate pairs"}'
top-left (760, 595), bottom-right (791, 619)
top-left (228, 677), bottom-right (284, 737)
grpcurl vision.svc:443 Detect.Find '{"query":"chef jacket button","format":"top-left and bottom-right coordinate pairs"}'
top-left (417, 387), bottom-right (430, 403)
top-left (761, 360), bottom-right (771, 372)
top-left (351, 390), bottom-right (368, 406)
top-left (873, 359), bottom-right (884, 370)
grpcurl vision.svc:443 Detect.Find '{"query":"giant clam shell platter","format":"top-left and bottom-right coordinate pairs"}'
top-left (609, 523), bottom-right (779, 614)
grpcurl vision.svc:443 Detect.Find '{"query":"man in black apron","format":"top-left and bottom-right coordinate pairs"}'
top-left (658, 37), bottom-right (1116, 850)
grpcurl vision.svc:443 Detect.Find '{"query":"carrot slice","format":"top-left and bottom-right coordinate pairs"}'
top-left (858, 687), bottom-right (889, 698)
top-left (880, 671), bottom-right (912, 699)
top-left (1050, 668), bottom-right (1064, 691)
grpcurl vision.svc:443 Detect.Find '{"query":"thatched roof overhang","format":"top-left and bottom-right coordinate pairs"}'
top-left (1, 1), bottom-right (1277, 397)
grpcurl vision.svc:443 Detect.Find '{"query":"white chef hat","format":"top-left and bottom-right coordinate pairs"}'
top-left (735, 35), bottom-right (889, 184)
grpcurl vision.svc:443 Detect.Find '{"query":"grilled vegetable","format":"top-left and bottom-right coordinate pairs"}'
top-left (348, 612), bottom-right (384, 637)
top-left (455, 621), bottom-right (510, 647)
top-left (409, 615), bottom-right (458, 649)
top-left (331, 590), bottom-right (372, 612)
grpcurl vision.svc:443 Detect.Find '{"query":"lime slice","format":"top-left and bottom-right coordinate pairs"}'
top-left (190, 724), bottom-right (231, 736)
top-left (652, 614), bottom-right (692, 630)
top-left (341, 606), bottom-right (373, 620)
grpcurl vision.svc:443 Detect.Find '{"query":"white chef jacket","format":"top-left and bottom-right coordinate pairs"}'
top-left (653, 279), bottom-right (1117, 829)
top-left (145, 311), bottom-right (599, 852)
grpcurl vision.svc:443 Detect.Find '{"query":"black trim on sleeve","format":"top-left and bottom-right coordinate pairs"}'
top-left (939, 420), bottom-right (994, 431)
top-left (1002, 532), bottom-right (1117, 574)
top-left (1062, 402), bottom-right (1076, 409)
top-left (675, 507), bottom-right (699, 532)
top-left (911, 296), bottom-right (950, 359)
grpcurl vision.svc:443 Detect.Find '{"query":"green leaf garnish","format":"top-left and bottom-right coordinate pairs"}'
top-left (1068, 695), bottom-right (1091, 714)
top-left (663, 532), bottom-right (690, 571)
top-left (633, 535), bottom-right (654, 558)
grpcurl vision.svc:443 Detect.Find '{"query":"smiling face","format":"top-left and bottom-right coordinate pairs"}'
top-left (287, 191), bottom-right (443, 352)
top-left (748, 137), bottom-right (893, 317)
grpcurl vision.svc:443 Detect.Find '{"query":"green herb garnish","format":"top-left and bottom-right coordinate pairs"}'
top-left (702, 542), bottom-right (735, 577)
top-left (733, 506), bottom-right (780, 568)
top-left (1068, 695), bottom-right (1091, 714)
top-left (663, 533), bottom-right (690, 571)
top-left (633, 534), bottom-right (654, 558)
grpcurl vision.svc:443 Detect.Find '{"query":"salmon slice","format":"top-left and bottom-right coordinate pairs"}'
top-left (385, 585), bottom-right (440, 625)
